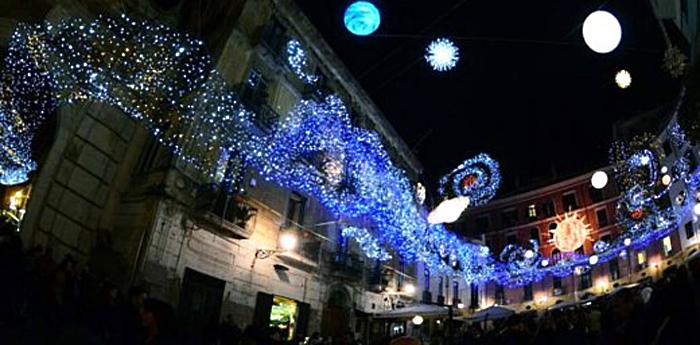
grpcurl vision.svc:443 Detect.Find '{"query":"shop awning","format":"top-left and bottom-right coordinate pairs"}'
top-left (460, 305), bottom-right (515, 322)
top-left (373, 304), bottom-right (451, 319)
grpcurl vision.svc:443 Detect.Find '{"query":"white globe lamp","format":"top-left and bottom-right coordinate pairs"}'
top-left (582, 11), bottom-right (622, 54)
top-left (591, 171), bottom-right (608, 189)
top-left (411, 315), bottom-right (424, 326)
top-left (279, 232), bottom-right (298, 251)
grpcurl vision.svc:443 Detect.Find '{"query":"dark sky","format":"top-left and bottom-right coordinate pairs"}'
top-left (295, 0), bottom-right (682, 193)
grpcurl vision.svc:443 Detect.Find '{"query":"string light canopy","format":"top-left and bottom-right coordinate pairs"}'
top-left (1, 15), bottom-right (698, 288)
top-left (425, 38), bottom-right (460, 72)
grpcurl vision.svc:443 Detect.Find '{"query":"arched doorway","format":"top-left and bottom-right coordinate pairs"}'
top-left (321, 286), bottom-right (352, 341)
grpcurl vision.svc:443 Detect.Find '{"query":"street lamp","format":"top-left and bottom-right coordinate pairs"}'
top-left (251, 231), bottom-right (299, 267)
top-left (404, 283), bottom-right (416, 295)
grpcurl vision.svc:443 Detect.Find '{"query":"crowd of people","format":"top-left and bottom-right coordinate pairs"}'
top-left (443, 263), bottom-right (700, 345)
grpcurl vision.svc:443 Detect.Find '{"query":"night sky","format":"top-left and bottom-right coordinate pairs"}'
top-left (295, 0), bottom-right (682, 194)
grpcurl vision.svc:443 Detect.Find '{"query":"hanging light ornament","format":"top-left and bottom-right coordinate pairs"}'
top-left (551, 212), bottom-right (591, 252)
top-left (344, 1), bottom-right (381, 36)
top-left (615, 70), bottom-right (632, 89)
top-left (582, 10), bottom-right (622, 54)
top-left (591, 170), bottom-right (609, 189)
top-left (425, 38), bottom-right (460, 72)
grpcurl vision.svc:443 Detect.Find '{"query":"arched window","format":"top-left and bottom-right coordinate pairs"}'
top-left (551, 249), bottom-right (561, 260)
top-left (548, 223), bottom-right (557, 239)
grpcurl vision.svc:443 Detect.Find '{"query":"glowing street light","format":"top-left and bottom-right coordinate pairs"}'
top-left (279, 232), bottom-right (298, 251)
top-left (411, 315), bottom-right (424, 326)
top-left (404, 283), bottom-right (416, 295)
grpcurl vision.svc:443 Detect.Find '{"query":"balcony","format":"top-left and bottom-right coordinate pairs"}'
top-left (329, 252), bottom-right (365, 282)
top-left (192, 183), bottom-right (257, 239)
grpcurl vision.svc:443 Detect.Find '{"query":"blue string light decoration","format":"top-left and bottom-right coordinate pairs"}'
top-left (438, 153), bottom-right (501, 206)
top-left (1, 15), bottom-right (698, 287)
top-left (342, 226), bottom-right (391, 261)
top-left (286, 39), bottom-right (318, 84)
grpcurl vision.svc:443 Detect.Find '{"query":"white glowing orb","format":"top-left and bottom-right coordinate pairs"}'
top-left (404, 283), bottom-right (416, 294)
top-left (661, 174), bottom-right (672, 186)
top-left (524, 250), bottom-right (535, 259)
top-left (615, 70), bottom-right (631, 89)
top-left (279, 232), bottom-right (298, 251)
top-left (640, 155), bottom-right (650, 165)
top-left (582, 11), bottom-right (622, 54)
top-left (624, 238), bottom-right (632, 246)
top-left (694, 203), bottom-right (700, 216)
top-left (425, 38), bottom-right (460, 72)
top-left (591, 171), bottom-right (609, 189)
top-left (411, 315), bottom-right (424, 326)
top-left (661, 166), bottom-right (668, 174)
top-left (541, 259), bottom-right (550, 267)
top-left (428, 196), bottom-right (470, 224)
top-left (589, 255), bottom-right (599, 265)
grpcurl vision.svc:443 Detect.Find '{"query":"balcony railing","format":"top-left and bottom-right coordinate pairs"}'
top-left (193, 183), bottom-right (256, 239)
top-left (329, 252), bottom-right (365, 282)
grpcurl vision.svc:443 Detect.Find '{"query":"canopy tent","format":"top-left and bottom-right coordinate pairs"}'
top-left (460, 305), bottom-right (515, 322)
top-left (373, 304), bottom-right (451, 319)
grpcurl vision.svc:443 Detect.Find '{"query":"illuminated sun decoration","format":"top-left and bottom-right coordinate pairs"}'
top-left (550, 212), bottom-right (592, 252)
top-left (425, 38), bottom-right (460, 72)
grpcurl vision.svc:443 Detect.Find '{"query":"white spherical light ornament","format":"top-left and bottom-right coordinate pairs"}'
top-left (582, 10), bottom-right (622, 54)
top-left (411, 315), bottom-right (424, 326)
top-left (615, 70), bottom-right (631, 89)
top-left (589, 255), bottom-right (599, 265)
top-left (694, 202), bottom-right (700, 216)
top-left (591, 171), bottom-right (608, 189)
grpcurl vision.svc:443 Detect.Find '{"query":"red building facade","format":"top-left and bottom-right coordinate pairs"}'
top-left (459, 169), bottom-right (684, 309)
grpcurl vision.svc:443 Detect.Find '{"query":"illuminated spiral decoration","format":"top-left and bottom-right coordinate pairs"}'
top-left (438, 153), bottom-right (501, 206)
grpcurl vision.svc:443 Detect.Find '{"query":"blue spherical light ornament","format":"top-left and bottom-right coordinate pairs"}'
top-left (344, 1), bottom-right (381, 36)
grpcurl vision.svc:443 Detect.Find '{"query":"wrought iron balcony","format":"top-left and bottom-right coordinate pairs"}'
top-left (193, 183), bottom-right (257, 239)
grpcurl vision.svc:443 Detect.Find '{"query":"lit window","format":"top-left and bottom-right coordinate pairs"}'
top-left (637, 251), bottom-right (647, 265)
top-left (528, 204), bottom-right (537, 219)
top-left (662, 236), bottom-right (673, 256)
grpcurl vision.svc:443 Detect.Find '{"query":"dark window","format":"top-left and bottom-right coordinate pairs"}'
top-left (562, 193), bottom-right (578, 211)
top-left (553, 276), bottom-right (563, 291)
top-left (596, 209), bottom-right (609, 227)
top-left (579, 271), bottom-right (592, 290)
top-left (662, 139), bottom-right (673, 156)
top-left (452, 281), bottom-right (460, 305)
top-left (523, 284), bottom-right (533, 301)
top-left (601, 234), bottom-right (612, 243)
top-left (438, 277), bottom-right (444, 297)
top-left (470, 283), bottom-right (479, 308)
top-left (529, 228), bottom-right (540, 243)
top-left (686, 222), bottom-right (696, 239)
top-left (609, 259), bottom-right (620, 281)
top-left (506, 234), bottom-right (518, 245)
top-left (284, 192), bottom-right (306, 228)
top-left (495, 285), bottom-right (505, 305)
top-left (576, 247), bottom-right (585, 255)
top-left (551, 249), bottom-right (561, 260)
top-left (543, 200), bottom-right (556, 217)
top-left (589, 187), bottom-right (604, 203)
top-left (475, 216), bottom-right (490, 233)
top-left (548, 223), bottom-right (557, 240)
top-left (502, 209), bottom-right (518, 227)
top-left (261, 17), bottom-right (287, 56)
top-left (241, 69), bottom-right (269, 110)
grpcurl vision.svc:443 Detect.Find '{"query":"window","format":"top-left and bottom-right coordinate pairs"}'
top-left (261, 17), bottom-right (287, 56)
top-left (589, 186), bottom-right (604, 203)
top-left (241, 68), bottom-right (269, 110)
top-left (662, 139), bottom-right (673, 156)
top-left (596, 208), bottom-right (609, 227)
top-left (576, 247), bottom-right (584, 255)
top-left (548, 223), bottom-right (557, 240)
top-left (601, 234), bottom-right (612, 243)
top-left (637, 250), bottom-right (647, 269)
top-left (543, 200), bottom-right (556, 217)
top-left (470, 283), bottom-right (479, 308)
top-left (553, 276), bottom-right (563, 292)
top-left (579, 271), bottom-right (592, 290)
top-left (284, 192), bottom-right (306, 228)
top-left (502, 209), bottom-right (518, 227)
top-left (528, 204), bottom-right (537, 220)
top-left (506, 234), bottom-right (518, 245)
top-left (662, 236), bottom-right (673, 256)
top-left (438, 277), bottom-right (444, 297)
top-left (529, 228), bottom-right (540, 243)
top-left (475, 216), bottom-right (490, 233)
top-left (551, 249), bottom-right (561, 261)
top-left (609, 259), bottom-right (620, 281)
top-left (523, 284), bottom-right (533, 301)
top-left (495, 285), bottom-right (505, 305)
top-left (562, 192), bottom-right (578, 211)
top-left (686, 222), bottom-right (696, 239)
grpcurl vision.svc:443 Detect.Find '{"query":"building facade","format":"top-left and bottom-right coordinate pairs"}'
top-left (0, 0), bottom-right (422, 341)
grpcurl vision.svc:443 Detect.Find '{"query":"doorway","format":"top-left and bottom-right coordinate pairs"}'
top-left (178, 268), bottom-right (226, 341)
